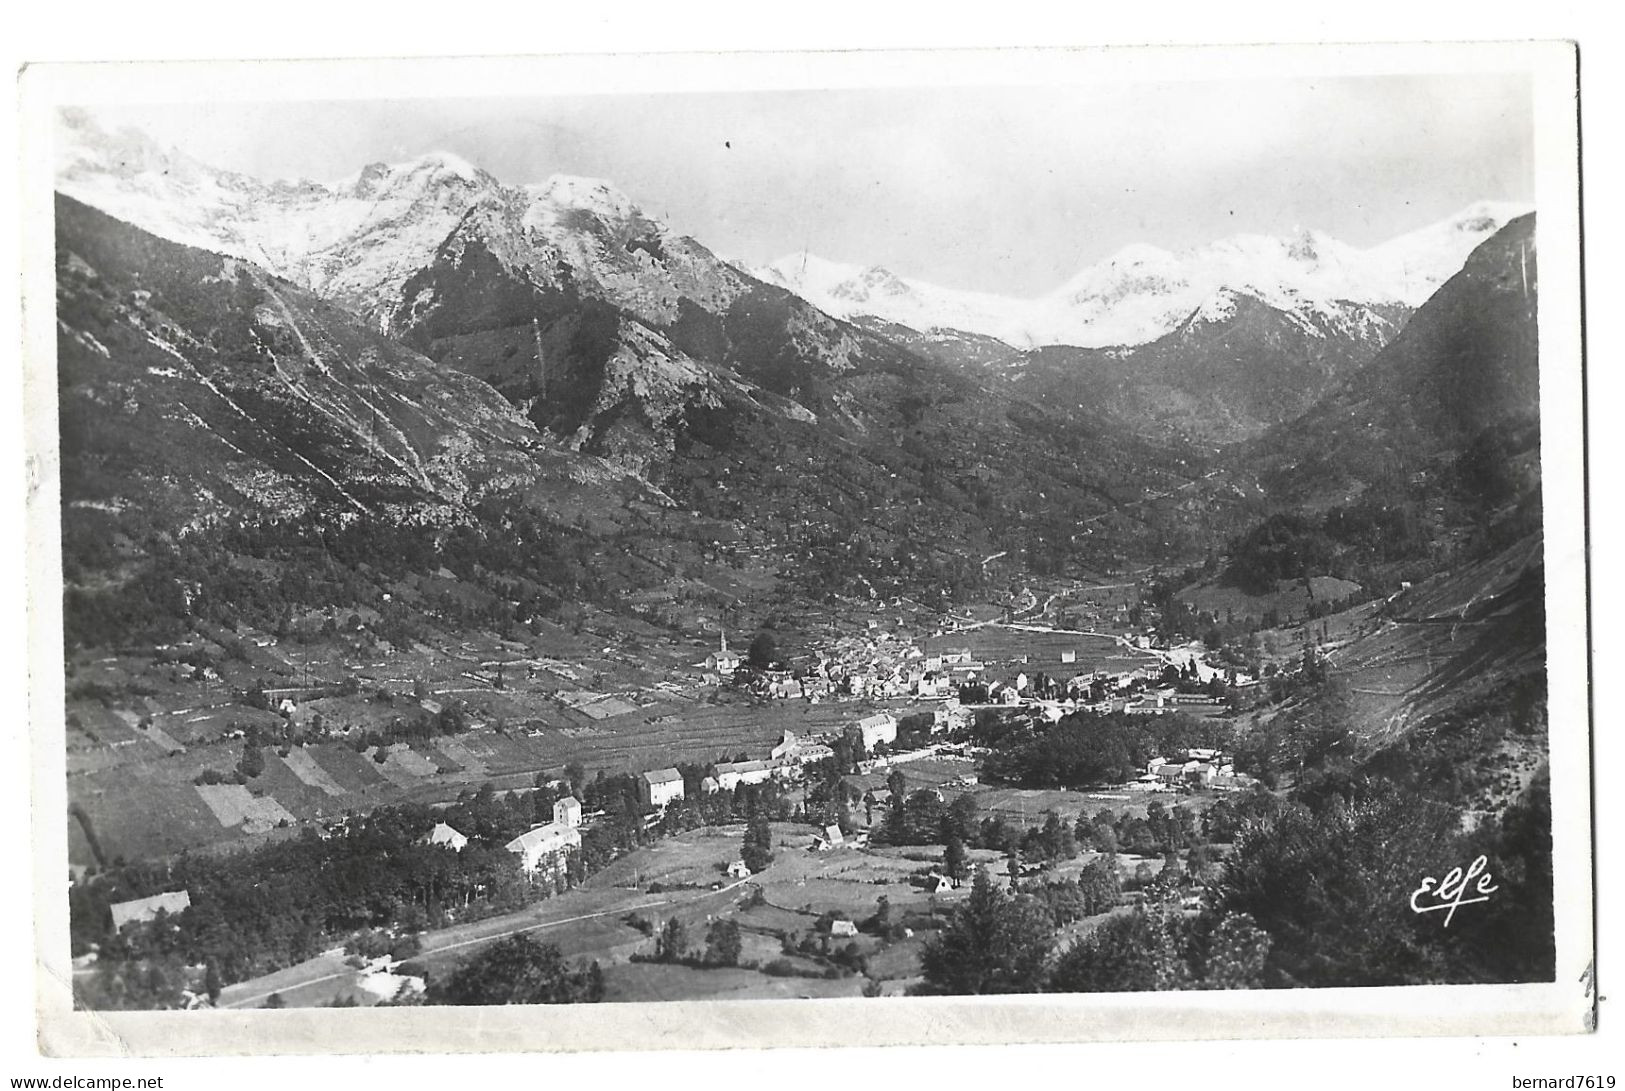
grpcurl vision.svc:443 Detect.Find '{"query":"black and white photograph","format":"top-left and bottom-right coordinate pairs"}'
top-left (15, 37), bottom-right (1594, 1057)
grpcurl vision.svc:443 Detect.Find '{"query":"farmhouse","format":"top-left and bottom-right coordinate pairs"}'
top-left (915, 873), bottom-right (953, 894)
top-left (109, 890), bottom-right (191, 932)
top-left (639, 768), bottom-right (686, 809)
top-left (771, 731), bottom-right (838, 769)
top-left (1152, 762), bottom-right (1186, 786)
top-left (425, 822), bottom-right (469, 852)
top-left (856, 713), bottom-right (898, 749)
top-left (505, 821), bottom-right (581, 880)
top-left (726, 860), bottom-right (752, 879)
top-left (829, 919), bottom-right (859, 938)
top-left (1183, 761), bottom-right (1216, 787)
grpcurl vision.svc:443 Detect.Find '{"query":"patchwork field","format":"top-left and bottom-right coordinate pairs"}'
top-left (195, 784), bottom-right (298, 832)
top-left (279, 746), bottom-right (346, 797)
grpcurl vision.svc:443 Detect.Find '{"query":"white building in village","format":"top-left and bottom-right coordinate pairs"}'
top-left (856, 713), bottom-right (898, 749)
top-left (425, 821), bottom-right (469, 852)
top-left (109, 890), bottom-right (191, 932)
top-left (505, 819), bottom-right (581, 881)
top-left (706, 632), bottom-right (741, 676)
top-left (715, 759), bottom-right (778, 791)
top-left (552, 795), bottom-right (583, 828)
top-left (639, 767), bottom-right (686, 809)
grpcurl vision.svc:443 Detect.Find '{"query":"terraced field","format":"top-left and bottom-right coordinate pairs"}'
top-left (195, 784), bottom-right (298, 832)
top-left (279, 746), bottom-right (346, 796)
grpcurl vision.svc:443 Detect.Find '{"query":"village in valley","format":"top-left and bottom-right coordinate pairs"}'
top-left (51, 74), bottom-right (1556, 1011)
top-left (69, 567), bottom-right (1281, 1008)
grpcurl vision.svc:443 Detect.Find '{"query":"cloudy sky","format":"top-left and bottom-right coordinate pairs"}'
top-left (82, 73), bottom-right (1533, 297)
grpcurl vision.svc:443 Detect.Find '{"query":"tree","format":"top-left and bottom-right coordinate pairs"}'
top-left (656, 917), bottom-right (689, 963)
top-left (872, 895), bottom-right (892, 933)
top-left (1199, 913), bottom-right (1272, 989)
top-left (747, 631), bottom-right (778, 670)
top-left (585, 961), bottom-right (606, 1003)
top-left (428, 936), bottom-right (600, 1005)
top-left (204, 960), bottom-right (222, 1005)
top-left (943, 830), bottom-right (969, 884)
top-left (1040, 810), bottom-right (1077, 861)
top-left (1186, 841), bottom-right (1214, 882)
top-left (1211, 788), bottom-right (1465, 987)
top-left (237, 743), bottom-right (265, 780)
top-left (945, 793), bottom-right (979, 844)
top-left (1076, 859), bottom-right (1120, 915)
top-left (917, 867), bottom-right (1055, 995)
top-left (1049, 898), bottom-right (1194, 993)
top-left (742, 813), bottom-right (774, 873)
top-left (704, 919), bottom-right (742, 967)
top-left (1045, 881), bottom-right (1087, 927)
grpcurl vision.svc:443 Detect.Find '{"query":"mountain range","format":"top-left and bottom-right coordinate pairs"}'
top-left (54, 110), bottom-right (1528, 449)
top-left (53, 113), bottom-right (1224, 628)
top-left (51, 108), bottom-right (1541, 627)
top-left (751, 202), bottom-right (1529, 350)
top-left (48, 106), bottom-right (1554, 901)
top-left (751, 204), bottom-right (1527, 444)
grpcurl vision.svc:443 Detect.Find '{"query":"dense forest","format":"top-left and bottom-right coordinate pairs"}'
top-left (911, 666), bottom-right (1553, 994)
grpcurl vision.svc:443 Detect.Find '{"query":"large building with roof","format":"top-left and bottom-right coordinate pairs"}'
top-left (109, 890), bottom-right (191, 932)
top-left (639, 768), bottom-right (685, 809)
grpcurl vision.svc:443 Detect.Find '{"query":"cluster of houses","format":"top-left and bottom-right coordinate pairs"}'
top-left (705, 623), bottom-right (1248, 723)
top-left (631, 719), bottom-right (881, 811)
top-left (422, 795), bottom-right (586, 884)
top-left (1134, 749), bottom-right (1256, 793)
top-left (1123, 690), bottom-right (1228, 716)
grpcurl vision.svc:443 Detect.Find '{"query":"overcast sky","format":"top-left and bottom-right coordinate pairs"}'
top-left (82, 74), bottom-right (1533, 297)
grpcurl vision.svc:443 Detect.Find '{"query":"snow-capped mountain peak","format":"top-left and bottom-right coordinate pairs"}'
top-left (753, 200), bottom-right (1528, 349)
top-left (336, 151), bottom-right (492, 198)
top-left (54, 112), bottom-right (740, 329)
top-left (54, 109), bottom-right (1529, 354)
top-left (527, 174), bottom-right (641, 223)
top-left (1102, 242), bottom-right (1180, 269)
